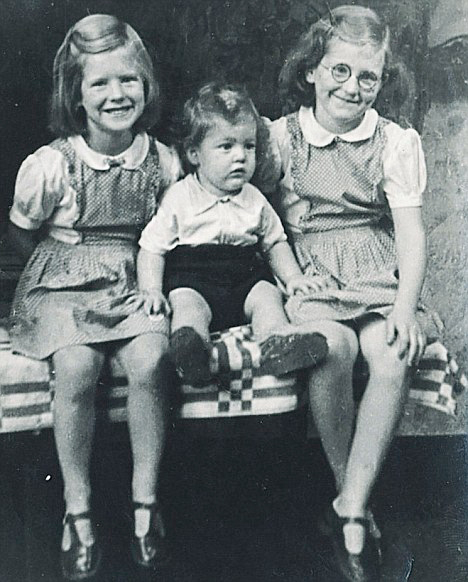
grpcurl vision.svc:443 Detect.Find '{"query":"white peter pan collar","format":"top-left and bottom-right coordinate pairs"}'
top-left (298, 106), bottom-right (379, 147)
top-left (69, 133), bottom-right (149, 170)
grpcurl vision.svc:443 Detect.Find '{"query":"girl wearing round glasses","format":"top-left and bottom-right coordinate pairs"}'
top-left (267, 5), bottom-right (440, 581)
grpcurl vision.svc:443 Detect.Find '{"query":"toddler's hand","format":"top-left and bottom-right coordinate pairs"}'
top-left (140, 287), bottom-right (171, 318)
top-left (386, 308), bottom-right (426, 366)
top-left (286, 274), bottom-right (329, 296)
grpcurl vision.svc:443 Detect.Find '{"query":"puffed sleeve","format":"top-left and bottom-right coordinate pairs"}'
top-left (263, 116), bottom-right (308, 231)
top-left (382, 124), bottom-right (427, 208)
top-left (9, 146), bottom-right (68, 230)
top-left (156, 141), bottom-right (183, 191)
top-left (139, 185), bottom-right (180, 255)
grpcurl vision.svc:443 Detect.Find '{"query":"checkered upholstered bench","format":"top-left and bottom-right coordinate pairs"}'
top-left (0, 323), bottom-right (466, 436)
top-left (0, 324), bottom-right (302, 433)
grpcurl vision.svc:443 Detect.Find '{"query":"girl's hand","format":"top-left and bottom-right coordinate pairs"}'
top-left (386, 307), bottom-right (426, 366)
top-left (138, 287), bottom-right (171, 318)
top-left (286, 274), bottom-right (329, 296)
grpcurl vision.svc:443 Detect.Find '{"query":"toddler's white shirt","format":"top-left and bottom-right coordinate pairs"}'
top-left (139, 173), bottom-right (287, 255)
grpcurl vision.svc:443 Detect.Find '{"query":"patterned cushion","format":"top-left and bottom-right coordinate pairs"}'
top-left (0, 325), bottom-right (300, 433)
top-left (0, 324), bottom-right (466, 435)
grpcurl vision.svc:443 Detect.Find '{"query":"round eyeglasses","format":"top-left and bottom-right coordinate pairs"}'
top-left (319, 63), bottom-right (383, 91)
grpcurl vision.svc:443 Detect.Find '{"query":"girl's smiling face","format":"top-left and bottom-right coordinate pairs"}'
top-left (80, 46), bottom-right (145, 153)
top-left (306, 38), bottom-right (386, 134)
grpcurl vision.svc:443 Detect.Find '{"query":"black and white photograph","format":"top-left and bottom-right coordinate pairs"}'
top-left (0, 1), bottom-right (466, 581)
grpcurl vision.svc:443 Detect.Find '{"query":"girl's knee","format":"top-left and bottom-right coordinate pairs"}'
top-left (323, 323), bottom-right (359, 364)
top-left (53, 347), bottom-right (105, 388)
top-left (361, 332), bottom-right (409, 385)
top-left (366, 348), bottom-right (409, 385)
top-left (122, 334), bottom-right (169, 382)
top-left (304, 323), bottom-right (358, 388)
top-left (138, 348), bottom-right (168, 379)
top-left (55, 380), bottom-right (96, 405)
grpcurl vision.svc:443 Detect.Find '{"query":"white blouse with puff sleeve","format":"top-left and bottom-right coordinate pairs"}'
top-left (267, 107), bottom-right (427, 230)
top-left (9, 133), bottom-right (181, 244)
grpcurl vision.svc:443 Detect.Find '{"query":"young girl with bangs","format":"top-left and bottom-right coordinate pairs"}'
top-left (8, 14), bottom-right (180, 579)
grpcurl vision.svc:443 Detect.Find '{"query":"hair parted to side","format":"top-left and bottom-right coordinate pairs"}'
top-left (181, 81), bottom-right (260, 155)
top-left (49, 14), bottom-right (159, 137)
top-left (279, 4), bottom-right (395, 112)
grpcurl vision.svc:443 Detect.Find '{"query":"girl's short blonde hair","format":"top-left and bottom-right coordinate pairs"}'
top-left (49, 14), bottom-right (159, 137)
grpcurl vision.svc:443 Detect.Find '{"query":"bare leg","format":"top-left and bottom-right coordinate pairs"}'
top-left (116, 333), bottom-right (170, 508)
top-left (335, 316), bottom-right (410, 553)
top-left (52, 345), bottom-right (105, 544)
top-left (116, 333), bottom-right (172, 571)
top-left (169, 288), bottom-right (212, 341)
top-left (298, 320), bottom-right (359, 491)
top-left (244, 280), bottom-right (289, 338)
top-left (247, 287), bottom-right (358, 483)
top-left (168, 288), bottom-right (214, 386)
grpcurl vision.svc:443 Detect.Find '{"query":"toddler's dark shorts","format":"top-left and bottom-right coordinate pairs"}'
top-left (164, 244), bottom-right (276, 331)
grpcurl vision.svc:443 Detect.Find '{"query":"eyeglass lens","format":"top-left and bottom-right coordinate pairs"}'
top-left (331, 64), bottom-right (379, 90)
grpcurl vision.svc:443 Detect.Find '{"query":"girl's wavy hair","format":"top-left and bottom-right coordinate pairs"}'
top-left (49, 14), bottom-right (159, 137)
top-left (279, 4), bottom-right (405, 114)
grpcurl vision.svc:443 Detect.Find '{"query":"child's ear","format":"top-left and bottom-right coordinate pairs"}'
top-left (305, 70), bottom-right (315, 85)
top-left (186, 147), bottom-right (199, 166)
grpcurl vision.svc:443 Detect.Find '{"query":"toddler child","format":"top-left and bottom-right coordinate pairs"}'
top-left (138, 82), bottom-right (328, 386)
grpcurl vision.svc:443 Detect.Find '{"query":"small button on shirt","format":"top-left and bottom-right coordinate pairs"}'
top-left (139, 173), bottom-right (287, 255)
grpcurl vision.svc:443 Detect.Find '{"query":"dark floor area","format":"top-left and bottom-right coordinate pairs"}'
top-left (1, 413), bottom-right (467, 582)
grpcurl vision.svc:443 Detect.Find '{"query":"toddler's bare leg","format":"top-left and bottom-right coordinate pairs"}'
top-left (169, 287), bottom-right (212, 341)
top-left (245, 281), bottom-right (329, 376)
top-left (244, 280), bottom-right (289, 338)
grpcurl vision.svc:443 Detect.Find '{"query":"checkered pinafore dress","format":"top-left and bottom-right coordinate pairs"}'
top-left (283, 112), bottom-right (436, 333)
top-left (10, 137), bottom-right (169, 359)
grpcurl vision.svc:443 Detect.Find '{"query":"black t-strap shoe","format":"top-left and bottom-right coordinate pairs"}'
top-left (60, 511), bottom-right (101, 581)
top-left (131, 502), bottom-right (171, 570)
top-left (321, 504), bottom-right (381, 582)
